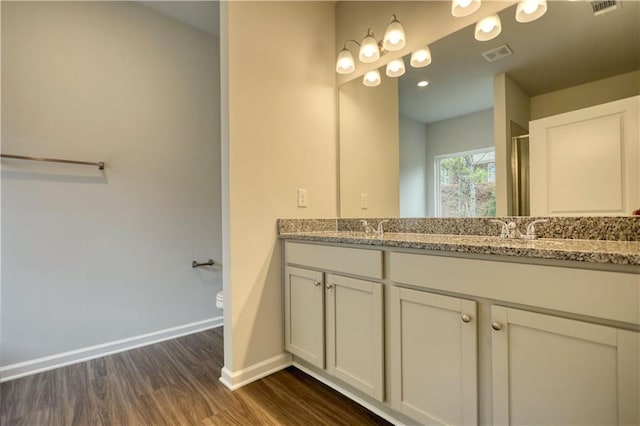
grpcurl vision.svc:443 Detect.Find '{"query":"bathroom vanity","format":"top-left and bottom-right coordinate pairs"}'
top-left (279, 218), bottom-right (640, 425)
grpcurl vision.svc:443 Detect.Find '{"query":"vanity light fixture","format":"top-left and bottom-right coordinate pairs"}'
top-left (451, 0), bottom-right (481, 17)
top-left (515, 0), bottom-right (547, 23)
top-left (363, 69), bottom-right (382, 87)
top-left (474, 14), bottom-right (502, 41)
top-left (335, 15), bottom-right (406, 74)
top-left (386, 58), bottom-right (406, 77)
top-left (417, 80), bottom-right (430, 87)
top-left (410, 46), bottom-right (432, 68)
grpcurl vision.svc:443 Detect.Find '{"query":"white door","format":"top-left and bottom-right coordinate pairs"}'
top-left (389, 286), bottom-right (478, 425)
top-left (492, 306), bottom-right (640, 425)
top-left (284, 266), bottom-right (325, 369)
top-left (325, 274), bottom-right (384, 401)
top-left (529, 95), bottom-right (639, 215)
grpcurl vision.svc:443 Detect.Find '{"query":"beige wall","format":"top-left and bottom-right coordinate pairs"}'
top-left (530, 70), bottom-right (640, 120)
top-left (1, 1), bottom-right (221, 367)
top-left (340, 75), bottom-right (399, 218)
top-left (494, 73), bottom-right (530, 216)
top-left (335, 1), bottom-right (514, 85)
top-left (221, 1), bottom-right (337, 381)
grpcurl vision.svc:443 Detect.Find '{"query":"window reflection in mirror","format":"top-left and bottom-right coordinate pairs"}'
top-left (435, 148), bottom-right (496, 217)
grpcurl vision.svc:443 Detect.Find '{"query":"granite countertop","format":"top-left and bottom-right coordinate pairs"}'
top-left (279, 231), bottom-right (640, 266)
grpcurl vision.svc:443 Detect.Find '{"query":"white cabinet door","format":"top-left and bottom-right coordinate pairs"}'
top-left (284, 266), bottom-right (324, 369)
top-left (325, 274), bottom-right (384, 401)
top-left (529, 95), bottom-right (639, 216)
top-left (492, 306), bottom-right (640, 425)
top-left (390, 286), bottom-right (478, 425)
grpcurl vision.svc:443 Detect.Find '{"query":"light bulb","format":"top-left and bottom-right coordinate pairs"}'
top-left (363, 69), bottom-right (381, 87)
top-left (383, 16), bottom-right (406, 51)
top-left (516, 0), bottom-right (547, 23)
top-left (359, 32), bottom-right (380, 63)
top-left (335, 48), bottom-right (355, 74)
top-left (474, 15), bottom-right (501, 41)
top-left (415, 51), bottom-right (427, 62)
top-left (451, 0), bottom-right (481, 17)
top-left (338, 58), bottom-right (352, 70)
top-left (388, 32), bottom-right (402, 45)
top-left (386, 59), bottom-right (405, 77)
top-left (481, 20), bottom-right (495, 33)
top-left (523, 2), bottom-right (538, 14)
top-left (410, 47), bottom-right (432, 68)
top-left (363, 44), bottom-right (377, 58)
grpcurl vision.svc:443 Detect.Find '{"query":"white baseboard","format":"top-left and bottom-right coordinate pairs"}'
top-left (0, 316), bottom-right (223, 382)
top-left (219, 352), bottom-right (292, 390)
top-left (293, 362), bottom-right (402, 426)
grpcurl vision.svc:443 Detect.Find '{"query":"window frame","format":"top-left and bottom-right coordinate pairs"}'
top-left (434, 147), bottom-right (496, 217)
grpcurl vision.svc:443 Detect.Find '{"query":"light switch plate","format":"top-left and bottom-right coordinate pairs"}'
top-left (298, 189), bottom-right (308, 207)
top-left (361, 193), bottom-right (368, 209)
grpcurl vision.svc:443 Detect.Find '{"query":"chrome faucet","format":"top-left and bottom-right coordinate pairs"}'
top-left (522, 219), bottom-right (548, 240)
top-left (361, 219), bottom-right (389, 235)
top-left (490, 219), bottom-right (513, 238)
top-left (376, 220), bottom-right (389, 234)
top-left (491, 218), bottom-right (549, 240)
top-left (361, 220), bottom-right (376, 234)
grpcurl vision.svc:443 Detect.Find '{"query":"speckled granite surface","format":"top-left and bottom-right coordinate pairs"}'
top-left (277, 218), bottom-right (337, 233)
top-left (279, 231), bottom-right (640, 266)
top-left (336, 217), bottom-right (640, 241)
top-left (277, 217), bottom-right (640, 266)
top-left (278, 217), bottom-right (640, 241)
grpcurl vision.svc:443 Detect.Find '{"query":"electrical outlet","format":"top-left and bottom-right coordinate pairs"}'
top-left (298, 189), bottom-right (308, 207)
top-left (360, 193), bottom-right (368, 209)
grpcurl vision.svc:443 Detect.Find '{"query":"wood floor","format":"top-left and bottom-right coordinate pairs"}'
top-left (0, 327), bottom-right (391, 425)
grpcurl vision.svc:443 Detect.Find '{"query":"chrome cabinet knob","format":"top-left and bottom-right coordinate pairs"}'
top-left (492, 321), bottom-right (503, 331)
top-left (461, 314), bottom-right (472, 323)
top-left (325, 283), bottom-right (334, 290)
top-left (314, 281), bottom-right (321, 287)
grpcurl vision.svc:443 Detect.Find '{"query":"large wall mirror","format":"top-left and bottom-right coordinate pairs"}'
top-left (339, 1), bottom-right (640, 218)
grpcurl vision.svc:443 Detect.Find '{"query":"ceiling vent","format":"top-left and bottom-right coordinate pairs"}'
top-left (591, 0), bottom-right (620, 16)
top-left (482, 44), bottom-right (513, 63)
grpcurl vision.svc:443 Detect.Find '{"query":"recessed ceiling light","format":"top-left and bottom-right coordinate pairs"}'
top-left (417, 80), bottom-right (429, 87)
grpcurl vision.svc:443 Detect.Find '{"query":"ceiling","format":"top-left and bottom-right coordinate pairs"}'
top-left (136, 1), bottom-right (638, 125)
top-left (398, 1), bottom-right (640, 124)
top-left (138, 1), bottom-right (219, 36)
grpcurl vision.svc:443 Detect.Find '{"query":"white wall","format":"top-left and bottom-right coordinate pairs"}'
top-left (399, 114), bottom-right (427, 217)
top-left (1, 2), bottom-right (221, 371)
top-left (340, 75), bottom-right (399, 218)
top-left (221, 1), bottom-right (336, 388)
top-left (530, 70), bottom-right (640, 120)
top-left (425, 109), bottom-right (494, 217)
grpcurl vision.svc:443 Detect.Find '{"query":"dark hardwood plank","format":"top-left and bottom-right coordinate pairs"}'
top-left (1, 327), bottom-right (392, 425)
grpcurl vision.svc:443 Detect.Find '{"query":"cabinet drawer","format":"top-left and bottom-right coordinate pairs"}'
top-left (285, 242), bottom-right (383, 279)
top-left (390, 252), bottom-right (640, 325)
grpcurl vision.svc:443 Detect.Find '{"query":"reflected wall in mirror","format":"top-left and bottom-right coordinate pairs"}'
top-left (338, 1), bottom-right (640, 218)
